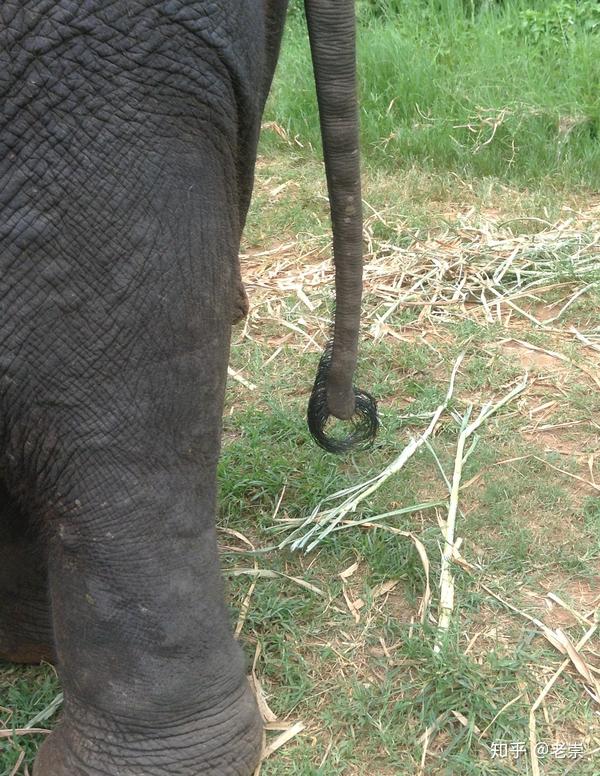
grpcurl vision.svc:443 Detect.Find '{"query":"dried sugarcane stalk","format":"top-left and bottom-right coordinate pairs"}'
top-left (435, 373), bottom-right (529, 651)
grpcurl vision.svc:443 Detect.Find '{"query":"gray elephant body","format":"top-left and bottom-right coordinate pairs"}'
top-left (0, 2), bottom-right (372, 774)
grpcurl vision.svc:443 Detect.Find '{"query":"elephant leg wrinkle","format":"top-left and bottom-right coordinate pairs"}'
top-left (0, 0), bottom-right (373, 772)
top-left (1, 92), bottom-right (264, 776)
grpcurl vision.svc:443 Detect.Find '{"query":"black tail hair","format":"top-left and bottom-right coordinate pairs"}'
top-left (307, 342), bottom-right (378, 454)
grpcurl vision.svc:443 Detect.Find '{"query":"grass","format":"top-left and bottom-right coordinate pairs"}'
top-left (206, 161), bottom-right (600, 773)
top-left (230, 177), bottom-right (600, 772)
top-left (265, 0), bottom-right (600, 189)
top-left (2, 3), bottom-right (600, 774)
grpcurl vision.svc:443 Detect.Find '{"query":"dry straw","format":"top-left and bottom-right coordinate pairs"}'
top-left (240, 203), bottom-right (600, 346)
top-left (435, 372), bottom-right (529, 650)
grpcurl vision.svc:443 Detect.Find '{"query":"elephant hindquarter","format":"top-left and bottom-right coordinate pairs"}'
top-left (0, 4), bottom-right (287, 774)
top-left (0, 1), bottom-right (271, 477)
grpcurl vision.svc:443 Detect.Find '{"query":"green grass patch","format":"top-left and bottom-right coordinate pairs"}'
top-left (265, 0), bottom-right (600, 189)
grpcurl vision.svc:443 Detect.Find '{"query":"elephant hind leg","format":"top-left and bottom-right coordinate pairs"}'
top-left (0, 477), bottom-right (54, 664)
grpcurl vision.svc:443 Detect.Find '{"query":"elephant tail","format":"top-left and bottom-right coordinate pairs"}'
top-left (303, 0), bottom-right (378, 453)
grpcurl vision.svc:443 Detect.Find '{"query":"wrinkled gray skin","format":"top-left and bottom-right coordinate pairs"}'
top-left (0, 1), bottom-right (365, 773)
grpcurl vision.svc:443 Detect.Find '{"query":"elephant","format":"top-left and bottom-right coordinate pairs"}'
top-left (0, 1), bottom-right (377, 774)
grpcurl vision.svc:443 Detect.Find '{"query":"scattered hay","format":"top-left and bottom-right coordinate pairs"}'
top-left (233, 199), bottom-right (600, 770)
top-left (240, 204), bottom-right (600, 351)
top-left (436, 374), bottom-right (529, 649)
